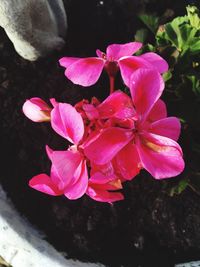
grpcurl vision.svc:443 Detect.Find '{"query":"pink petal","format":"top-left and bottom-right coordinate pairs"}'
top-left (46, 145), bottom-right (53, 160)
top-left (118, 56), bottom-right (153, 86)
top-left (89, 172), bottom-right (111, 184)
top-left (150, 117), bottom-right (181, 141)
top-left (50, 149), bottom-right (83, 188)
top-left (139, 52), bottom-right (168, 73)
top-left (86, 186), bottom-right (124, 203)
top-left (136, 132), bottom-right (185, 179)
top-left (22, 98), bottom-right (51, 122)
top-left (51, 153), bottom-right (83, 193)
top-left (46, 146), bottom-right (82, 191)
top-left (105, 117), bottom-right (136, 129)
top-left (51, 103), bottom-right (84, 144)
top-left (50, 164), bottom-right (66, 191)
top-left (106, 42), bottom-right (142, 61)
top-left (114, 143), bottom-right (141, 180)
top-left (29, 174), bottom-right (62, 196)
top-left (90, 162), bottom-right (115, 177)
top-left (87, 173), bottom-right (123, 203)
top-left (59, 57), bottom-right (81, 68)
top-left (84, 127), bottom-right (133, 165)
top-left (96, 49), bottom-right (105, 58)
top-left (147, 99), bottom-right (167, 122)
top-left (64, 160), bottom-right (88, 200)
top-left (130, 68), bottom-right (164, 121)
top-left (89, 172), bottom-right (116, 185)
top-left (97, 90), bottom-right (136, 119)
top-left (88, 189), bottom-right (124, 203)
top-left (82, 103), bottom-right (99, 120)
top-left (49, 98), bottom-right (58, 108)
top-left (65, 57), bottom-right (105, 86)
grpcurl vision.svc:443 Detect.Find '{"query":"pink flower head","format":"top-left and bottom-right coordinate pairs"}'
top-left (25, 41), bottom-right (184, 203)
top-left (59, 42), bottom-right (168, 87)
top-left (22, 98), bottom-right (52, 122)
top-left (84, 69), bottom-right (185, 179)
top-left (29, 102), bottom-right (88, 200)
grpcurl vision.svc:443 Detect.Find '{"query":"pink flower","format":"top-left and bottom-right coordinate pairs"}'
top-left (28, 101), bottom-right (125, 202)
top-left (29, 103), bottom-right (88, 200)
top-left (59, 42), bottom-right (168, 87)
top-left (84, 69), bottom-right (185, 179)
top-left (22, 97), bottom-right (52, 122)
top-left (29, 146), bottom-right (88, 199)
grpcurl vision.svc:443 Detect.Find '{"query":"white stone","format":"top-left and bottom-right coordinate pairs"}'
top-left (175, 261), bottom-right (200, 267)
top-left (0, 185), bottom-right (104, 267)
top-left (0, 0), bottom-right (67, 61)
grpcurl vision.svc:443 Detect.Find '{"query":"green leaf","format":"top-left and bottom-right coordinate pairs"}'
top-left (146, 43), bottom-right (155, 52)
top-left (187, 75), bottom-right (200, 95)
top-left (179, 118), bottom-right (187, 124)
top-left (135, 43), bottom-right (155, 55)
top-left (186, 5), bottom-right (200, 30)
top-left (156, 25), bottom-right (169, 46)
top-left (155, 13), bottom-right (199, 54)
top-left (165, 20), bottom-right (197, 52)
top-left (163, 71), bottom-right (172, 82)
top-left (134, 28), bottom-right (149, 43)
top-left (139, 14), bottom-right (159, 34)
top-left (169, 179), bottom-right (189, 197)
top-left (189, 38), bottom-right (200, 54)
top-left (164, 22), bottom-right (180, 48)
top-left (179, 24), bottom-right (197, 51)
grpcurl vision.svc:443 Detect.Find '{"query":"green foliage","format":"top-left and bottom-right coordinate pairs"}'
top-left (186, 5), bottom-right (200, 30)
top-left (169, 179), bottom-right (189, 197)
top-left (138, 14), bottom-right (159, 34)
top-left (186, 75), bottom-right (200, 95)
top-left (163, 71), bottom-right (172, 82)
top-left (135, 28), bottom-right (149, 43)
top-left (137, 5), bottom-right (200, 196)
top-left (156, 13), bottom-right (200, 55)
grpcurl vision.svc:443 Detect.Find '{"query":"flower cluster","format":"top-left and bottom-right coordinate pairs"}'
top-left (23, 42), bottom-right (185, 203)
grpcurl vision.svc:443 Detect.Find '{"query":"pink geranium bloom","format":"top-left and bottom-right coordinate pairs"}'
top-left (59, 42), bottom-right (168, 87)
top-left (29, 103), bottom-right (88, 200)
top-left (29, 146), bottom-right (88, 199)
top-left (22, 97), bottom-right (52, 122)
top-left (84, 69), bottom-right (185, 179)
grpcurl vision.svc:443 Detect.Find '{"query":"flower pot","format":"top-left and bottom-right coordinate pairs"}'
top-left (0, 185), bottom-right (104, 267)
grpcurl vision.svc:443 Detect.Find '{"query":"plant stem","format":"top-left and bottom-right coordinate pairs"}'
top-left (109, 76), bottom-right (115, 94)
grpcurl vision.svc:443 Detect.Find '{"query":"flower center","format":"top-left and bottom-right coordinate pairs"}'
top-left (104, 61), bottom-right (119, 77)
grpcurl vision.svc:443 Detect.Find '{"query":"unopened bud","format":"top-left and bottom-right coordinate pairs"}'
top-left (22, 97), bottom-right (51, 122)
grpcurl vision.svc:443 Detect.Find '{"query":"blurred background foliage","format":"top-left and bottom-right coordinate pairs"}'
top-left (134, 4), bottom-right (200, 196)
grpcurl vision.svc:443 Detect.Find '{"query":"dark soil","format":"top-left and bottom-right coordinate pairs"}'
top-left (1, 1), bottom-right (200, 267)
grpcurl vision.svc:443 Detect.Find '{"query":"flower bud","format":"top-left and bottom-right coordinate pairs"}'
top-left (22, 97), bottom-right (51, 122)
